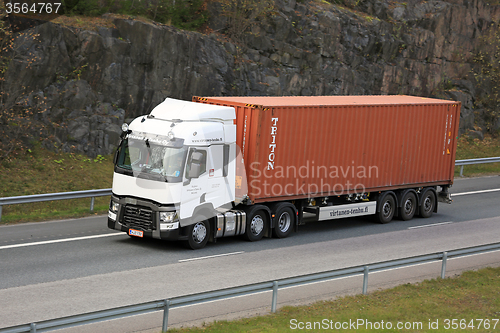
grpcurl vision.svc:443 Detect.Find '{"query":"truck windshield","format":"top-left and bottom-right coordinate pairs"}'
top-left (115, 132), bottom-right (187, 183)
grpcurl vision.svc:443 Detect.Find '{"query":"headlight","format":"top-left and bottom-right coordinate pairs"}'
top-left (110, 201), bottom-right (119, 213)
top-left (160, 211), bottom-right (177, 222)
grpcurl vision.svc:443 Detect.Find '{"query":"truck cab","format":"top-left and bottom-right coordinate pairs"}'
top-left (108, 98), bottom-right (239, 249)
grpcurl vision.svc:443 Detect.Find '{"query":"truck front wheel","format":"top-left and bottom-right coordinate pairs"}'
top-left (186, 219), bottom-right (210, 250)
top-left (244, 207), bottom-right (268, 242)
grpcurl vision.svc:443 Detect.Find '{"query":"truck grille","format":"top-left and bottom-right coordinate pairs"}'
top-left (122, 205), bottom-right (155, 231)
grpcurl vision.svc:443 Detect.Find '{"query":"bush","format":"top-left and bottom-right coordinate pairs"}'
top-left (63, 0), bottom-right (207, 30)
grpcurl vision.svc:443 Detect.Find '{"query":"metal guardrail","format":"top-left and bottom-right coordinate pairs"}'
top-left (1, 242), bottom-right (499, 333)
top-left (0, 189), bottom-right (112, 222)
top-left (455, 157), bottom-right (500, 177)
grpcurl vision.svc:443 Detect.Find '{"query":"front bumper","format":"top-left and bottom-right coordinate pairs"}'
top-left (107, 194), bottom-right (184, 241)
top-left (107, 217), bottom-right (182, 240)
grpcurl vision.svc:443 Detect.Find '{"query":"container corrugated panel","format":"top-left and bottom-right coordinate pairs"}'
top-left (193, 96), bottom-right (461, 203)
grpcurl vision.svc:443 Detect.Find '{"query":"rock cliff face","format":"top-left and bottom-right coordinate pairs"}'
top-left (2, 0), bottom-right (500, 156)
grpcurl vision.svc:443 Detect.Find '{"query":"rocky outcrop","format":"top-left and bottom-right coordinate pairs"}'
top-left (14, 80), bottom-right (125, 156)
top-left (3, 0), bottom-right (500, 157)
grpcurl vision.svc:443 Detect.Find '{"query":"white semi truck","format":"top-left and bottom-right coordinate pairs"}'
top-left (108, 96), bottom-right (460, 249)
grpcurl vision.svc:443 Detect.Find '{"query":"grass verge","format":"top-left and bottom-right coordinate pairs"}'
top-left (168, 267), bottom-right (500, 332)
top-left (454, 134), bottom-right (500, 177)
top-left (0, 146), bottom-right (114, 224)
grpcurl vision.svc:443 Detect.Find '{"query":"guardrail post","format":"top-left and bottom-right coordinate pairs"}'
top-left (441, 252), bottom-right (448, 279)
top-left (460, 166), bottom-right (464, 177)
top-left (0, 205), bottom-right (2, 222)
top-left (90, 197), bottom-right (95, 212)
top-left (271, 281), bottom-right (279, 313)
top-left (30, 322), bottom-right (37, 333)
top-left (362, 266), bottom-right (369, 295)
top-left (162, 299), bottom-right (170, 332)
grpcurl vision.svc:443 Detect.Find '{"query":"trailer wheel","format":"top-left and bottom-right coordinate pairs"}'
top-left (419, 190), bottom-right (436, 218)
top-left (273, 205), bottom-right (294, 238)
top-left (399, 192), bottom-right (417, 221)
top-left (244, 207), bottom-right (268, 242)
top-left (186, 219), bottom-right (210, 250)
top-left (376, 194), bottom-right (395, 224)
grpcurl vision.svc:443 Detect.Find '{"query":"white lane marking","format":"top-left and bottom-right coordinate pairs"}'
top-left (453, 188), bottom-right (500, 196)
top-left (179, 251), bottom-right (244, 263)
top-left (0, 233), bottom-right (124, 250)
top-left (408, 222), bottom-right (453, 229)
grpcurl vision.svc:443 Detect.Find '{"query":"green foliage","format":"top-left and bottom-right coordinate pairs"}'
top-left (65, 0), bottom-right (207, 30)
top-left (64, 0), bottom-right (113, 16)
top-left (473, 24), bottom-right (500, 134)
top-left (70, 63), bottom-right (88, 80)
top-left (94, 155), bottom-right (105, 163)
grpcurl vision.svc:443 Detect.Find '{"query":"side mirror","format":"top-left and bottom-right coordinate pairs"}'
top-left (113, 148), bottom-right (120, 165)
top-left (188, 163), bottom-right (201, 179)
top-left (191, 151), bottom-right (204, 163)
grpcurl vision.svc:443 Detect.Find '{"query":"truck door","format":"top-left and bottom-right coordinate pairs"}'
top-left (180, 148), bottom-right (212, 223)
top-left (180, 145), bottom-right (231, 224)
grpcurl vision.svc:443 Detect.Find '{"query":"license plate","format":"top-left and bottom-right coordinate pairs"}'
top-left (128, 229), bottom-right (143, 237)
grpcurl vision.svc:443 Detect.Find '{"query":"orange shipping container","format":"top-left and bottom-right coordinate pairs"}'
top-left (193, 96), bottom-right (461, 204)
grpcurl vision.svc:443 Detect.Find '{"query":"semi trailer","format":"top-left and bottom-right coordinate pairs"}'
top-left (108, 95), bottom-right (461, 249)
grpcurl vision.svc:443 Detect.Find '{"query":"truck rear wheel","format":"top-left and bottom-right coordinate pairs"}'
top-left (244, 207), bottom-right (268, 242)
top-left (376, 194), bottom-right (395, 224)
top-left (399, 192), bottom-right (417, 221)
top-left (186, 219), bottom-right (210, 250)
top-left (272, 205), bottom-right (294, 238)
top-left (419, 190), bottom-right (436, 218)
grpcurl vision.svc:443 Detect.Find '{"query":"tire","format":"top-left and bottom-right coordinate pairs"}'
top-left (399, 192), bottom-right (417, 221)
top-left (186, 219), bottom-right (210, 250)
top-left (376, 194), bottom-right (396, 224)
top-left (272, 205), bottom-right (294, 238)
top-left (244, 207), bottom-right (268, 242)
top-left (419, 190), bottom-right (436, 218)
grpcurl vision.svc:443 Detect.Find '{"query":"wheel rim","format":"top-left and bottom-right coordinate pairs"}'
top-left (383, 201), bottom-right (393, 218)
top-left (250, 215), bottom-right (264, 235)
top-left (423, 196), bottom-right (432, 213)
top-left (404, 197), bottom-right (414, 215)
top-left (192, 222), bottom-right (207, 243)
top-left (278, 212), bottom-right (291, 233)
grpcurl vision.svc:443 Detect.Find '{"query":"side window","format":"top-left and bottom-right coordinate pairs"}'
top-left (116, 140), bottom-right (133, 168)
top-left (185, 149), bottom-right (207, 178)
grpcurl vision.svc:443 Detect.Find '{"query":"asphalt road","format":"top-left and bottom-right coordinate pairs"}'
top-left (0, 175), bottom-right (499, 331)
